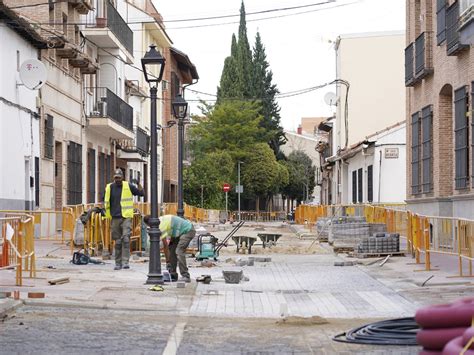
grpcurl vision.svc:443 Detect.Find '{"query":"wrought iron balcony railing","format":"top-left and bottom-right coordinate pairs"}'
top-left (415, 31), bottom-right (434, 80)
top-left (86, 87), bottom-right (133, 131)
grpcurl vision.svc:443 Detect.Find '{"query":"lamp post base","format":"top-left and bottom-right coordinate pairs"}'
top-left (145, 274), bottom-right (164, 285)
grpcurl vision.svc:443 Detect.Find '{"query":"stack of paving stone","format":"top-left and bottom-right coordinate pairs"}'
top-left (328, 217), bottom-right (386, 247)
top-left (318, 216), bottom-right (365, 243)
top-left (357, 233), bottom-right (400, 254)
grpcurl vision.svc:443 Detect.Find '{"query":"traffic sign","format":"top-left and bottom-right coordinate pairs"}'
top-left (236, 185), bottom-right (243, 193)
top-left (223, 183), bottom-right (231, 192)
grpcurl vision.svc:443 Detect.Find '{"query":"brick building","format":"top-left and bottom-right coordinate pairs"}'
top-left (161, 47), bottom-right (198, 203)
top-left (406, 0), bottom-right (474, 218)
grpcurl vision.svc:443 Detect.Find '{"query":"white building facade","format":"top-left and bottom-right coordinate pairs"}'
top-left (0, 5), bottom-right (47, 210)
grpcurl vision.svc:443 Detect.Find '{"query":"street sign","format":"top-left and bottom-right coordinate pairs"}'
top-left (235, 185), bottom-right (243, 193)
top-left (223, 183), bottom-right (231, 192)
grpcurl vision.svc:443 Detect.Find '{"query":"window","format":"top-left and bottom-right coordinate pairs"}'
top-left (44, 114), bottom-right (54, 159)
top-left (67, 142), bottom-right (82, 205)
top-left (471, 83), bottom-right (474, 187)
top-left (411, 112), bottom-right (421, 194)
top-left (352, 170), bottom-right (357, 203)
top-left (421, 106), bottom-right (433, 192)
top-left (98, 153), bottom-right (105, 201)
top-left (455, 87), bottom-right (469, 189)
top-left (87, 148), bottom-right (96, 203)
top-left (48, 0), bottom-right (54, 24)
top-left (357, 168), bottom-right (363, 203)
top-left (35, 157), bottom-right (40, 207)
top-left (437, 0), bottom-right (447, 45)
top-left (367, 165), bottom-right (373, 202)
top-left (170, 71), bottom-right (180, 112)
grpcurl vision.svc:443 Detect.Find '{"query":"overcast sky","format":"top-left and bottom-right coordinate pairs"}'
top-left (154, 0), bottom-right (405, 131)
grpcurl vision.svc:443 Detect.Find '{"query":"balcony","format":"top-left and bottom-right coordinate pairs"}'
top-left (116, 127), bottom-right (150, 162)
top-left (86, 87), bottom-right (134, 139)
top-left (68, 0), bottom-right (93, 14)
top-left (82, 0), bottom-right (133, 63)
top-left (405, 43), bottom-right (415, 87)
top-left (459, 0), bottom-right (474, 44)
top-left (415, 31), bottom-right (434, 80)
top-left (447, 0), bottom-right (469, 55)
top-left (56, 42), bottom-right (81, 59)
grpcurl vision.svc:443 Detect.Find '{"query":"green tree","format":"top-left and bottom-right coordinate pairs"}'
top-left (281, 151), bottom-right (316, 204)
top-left (183, 151), bottom-right (234, 209)
top-left (252, 32), bottom-right (286, 156)
top-left (188, 101), bottom-right (269, 160)
top-left (242, 143), bottom-right (289, 212)
top-left (236, 1), bottom-right (253, 98)
top-left (217, 34), bottom-right (239, 101)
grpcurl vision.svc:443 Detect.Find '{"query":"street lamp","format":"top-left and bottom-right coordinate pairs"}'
top-left (172, 93), bottom-right (188, 218)
top-left (141, 44), bottom-right (165, 285)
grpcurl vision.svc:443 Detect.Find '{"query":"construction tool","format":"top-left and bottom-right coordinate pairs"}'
top-left (195, 221), bottom-right (245, 261)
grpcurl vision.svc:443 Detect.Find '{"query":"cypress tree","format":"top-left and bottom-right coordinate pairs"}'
top-left (252, 32), bottom-right (286, 156)
top-left (236, 1), bottom-right (253, 98)
top-left (217, 34), bottom-right (239, 102)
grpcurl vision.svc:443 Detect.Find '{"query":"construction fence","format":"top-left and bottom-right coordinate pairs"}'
top-left (295, 204), bottom-right (474, 278)
top-left (0, 214), bottom-right (36, 286)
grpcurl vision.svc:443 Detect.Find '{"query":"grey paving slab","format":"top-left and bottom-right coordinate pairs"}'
top-left (188, 254), bottom-right (418, 319)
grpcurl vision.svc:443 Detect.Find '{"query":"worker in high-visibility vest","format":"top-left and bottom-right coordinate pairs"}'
top-left (105, 169), bottom-right (144, 270)
top-left (159, 215), bottom-right (196, 283)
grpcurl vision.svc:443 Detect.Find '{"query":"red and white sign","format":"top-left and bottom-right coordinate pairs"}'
top-left (223, 183), bottom-right (231, 192)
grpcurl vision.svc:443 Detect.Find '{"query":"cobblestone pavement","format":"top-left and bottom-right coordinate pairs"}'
top-left (3, 222), bottom-right (468, 354)
top-left (0, 305), bottom-right (418, 354)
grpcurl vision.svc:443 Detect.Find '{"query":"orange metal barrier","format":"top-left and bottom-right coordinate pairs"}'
top-left (0, 210), bottom-right (74, 245)
top-left (295, 203), bottom-right (474, 278)
top-left (0, 215), bottom-right (35, 286)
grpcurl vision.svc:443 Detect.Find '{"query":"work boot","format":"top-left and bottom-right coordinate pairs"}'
top-left (180, 276), bottom-right (191, 283)
top-left (114, 265), bottom-right (122, 270)
top-left (123, 264), bottom-right (130, 269)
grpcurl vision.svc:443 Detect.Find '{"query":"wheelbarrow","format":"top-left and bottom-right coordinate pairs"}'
top-left (257, 233), bottom-right (282, 248)
top-left (232, 236), bottom-right (257, 254)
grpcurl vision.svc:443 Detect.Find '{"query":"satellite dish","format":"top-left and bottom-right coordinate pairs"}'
top-left (19, 59), bottom-right (47, 90)
top-left (324, 92), bottom-right (337, 106)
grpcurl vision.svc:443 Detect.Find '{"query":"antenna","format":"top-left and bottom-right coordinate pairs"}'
top-left (324, 92), bottom-right (337, 106)
top-left (19, 59), bottom-right (47, 90)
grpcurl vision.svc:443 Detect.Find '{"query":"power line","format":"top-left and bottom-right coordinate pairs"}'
top-left (3, 0), bottom-right (359, 30)
top-left (8, 1), bottom-right (61, 9)
top-left (167, 2), bottom-right (360, 30)
top-left (162, 1), bottom-right (333, 22)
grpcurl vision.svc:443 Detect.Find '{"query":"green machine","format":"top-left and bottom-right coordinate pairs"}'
top-left (195, 221), bottom-right (244, 261)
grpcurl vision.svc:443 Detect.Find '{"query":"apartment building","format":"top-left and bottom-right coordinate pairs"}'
top-left (320, 31), bottom-right (406, 205)
top-left (161, 47), bottom-right (198, 203)
top-left (405, 0), bottom-right (474, 218)
top-left (0, 3), bottom-right (54, 210)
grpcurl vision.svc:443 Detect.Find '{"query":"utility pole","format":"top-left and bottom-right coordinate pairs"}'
top-left (238, 161), bottom-right (243, 221)
top-left (201, 185), bottom-right (204, 208)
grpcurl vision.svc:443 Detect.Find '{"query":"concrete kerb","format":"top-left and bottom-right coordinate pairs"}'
top-left (0, 299), bottom-right (23, 318)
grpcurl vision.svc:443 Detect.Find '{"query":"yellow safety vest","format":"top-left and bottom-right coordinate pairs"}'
top-left (104, 181), bottom-right (134, 219)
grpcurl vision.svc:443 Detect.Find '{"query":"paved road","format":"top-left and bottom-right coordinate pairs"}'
top-left (0, 305), bottom-right (418, 354)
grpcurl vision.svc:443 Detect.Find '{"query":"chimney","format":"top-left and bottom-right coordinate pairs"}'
top-left (297, 125), bottom-right (302, 135)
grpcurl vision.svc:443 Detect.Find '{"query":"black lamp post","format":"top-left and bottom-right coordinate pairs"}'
top-left (141, 44), bottom-right (165, 285)
top-left (172, 93), bottom-right (188, 218)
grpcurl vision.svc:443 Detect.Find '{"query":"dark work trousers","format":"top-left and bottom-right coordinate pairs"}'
top-left (168, 229), bottom-right (196, 278)
top-left (111, 217), bottom-right (132, 266)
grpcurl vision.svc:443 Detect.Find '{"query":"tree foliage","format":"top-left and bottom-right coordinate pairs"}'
top-left (241, 143), bottom-right (289, 210)
top-left (281, 151), bottom-right (316, 202)
top-left (188, 101), bottom-right (269, 160)
top-left (252, 32), bottom-right (286, 156)
top-left (183, 151), bottom-right (234, 209)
